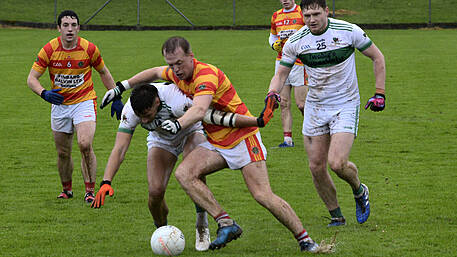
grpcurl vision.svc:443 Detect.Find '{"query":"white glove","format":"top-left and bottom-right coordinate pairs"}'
top-left (101, 80), bottom-right (130, 109)
top-left (160, 119), bottom-right (181, 134)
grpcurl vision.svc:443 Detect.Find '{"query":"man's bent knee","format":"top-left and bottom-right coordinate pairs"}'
top-left (174, 167), bottom-right (193, 186)
top-left (328, 158), bottom-right (347, 173)
top-left (148, 187), bottom-right (165, 205)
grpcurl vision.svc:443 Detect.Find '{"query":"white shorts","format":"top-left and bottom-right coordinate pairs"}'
top-left (199, 131), bottom-right (267, 170)
top-left (275, 60), bottom-right (306, 87)
top-left (51, 99), bottom-right (97, 133)
top-left (147, 123), bottom-right (204, 157)
top-left (302, 103), bottom-right (359, 137)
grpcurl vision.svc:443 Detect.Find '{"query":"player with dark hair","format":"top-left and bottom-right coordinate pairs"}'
top-left (267, 0), bottom-right (386, 226)
top-left (27, 10), bottom-right (123, 203)
top-left (270, 0), bottom-right (308, 148)
top-left (92, 82), bottom-right (265, 251)
top-left (100, 36), bottom-right (323, 253)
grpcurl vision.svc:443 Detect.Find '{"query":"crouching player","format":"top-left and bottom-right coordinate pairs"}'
top-left (91, 82), bottom-right (261, 251)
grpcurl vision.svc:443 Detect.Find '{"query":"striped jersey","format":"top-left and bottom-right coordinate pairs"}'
top-left (32, 36), bottom-right (105, 105)
top-left (281, 18), bottom-right (373, 106)
top-left (161, 58), bottom-right (258, 149)
top-left (270, 4), bottom-right (304, 64)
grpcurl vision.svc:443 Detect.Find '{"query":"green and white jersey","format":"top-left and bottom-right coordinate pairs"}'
top-left (119, 82), bottom-right (198, 141)
top-left (281, 18), bottom-right (372, 106)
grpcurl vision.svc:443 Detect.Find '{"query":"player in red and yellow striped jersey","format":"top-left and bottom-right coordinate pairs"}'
top-left (161, 60), bottom-right (258, 149)
top-left (26, 10), bottom-right (123, 203)
top-left (100, 36), bottom-right (320, 252)
top-left (270, 0), bottom-right (308, 148)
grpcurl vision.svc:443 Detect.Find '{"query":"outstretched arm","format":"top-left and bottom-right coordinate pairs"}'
top-left (101, 66), bottom-right (167, 109)
top-left (91, 131), bottom-right (133, 208)
top-left (204, 108), bottom-right (271, 128)
top-left (102, 132), bottom-right (133, 182)
top-left (268, 64), bottom-right (292, 94)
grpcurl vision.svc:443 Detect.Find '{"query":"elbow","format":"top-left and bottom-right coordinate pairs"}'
top-left (194, 106), bottom-right (207, 121)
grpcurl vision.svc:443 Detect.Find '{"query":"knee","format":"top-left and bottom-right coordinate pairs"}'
top-left (174, 167), bottom-right (193, 187)
top-left (78, 140), bottom-right (92, 155)
top-left (308, 161), bottom-right (327, 177)
top-left (148, 186), bottom-right (165, 204)
top-left (250, 188), bottom-right (273, 207)
top-left (328, 158), bottom-right (347, 173)
top-left (56, 148), bottom-right (71, 160)
top-left (280, 97), bottom-right (290, 109)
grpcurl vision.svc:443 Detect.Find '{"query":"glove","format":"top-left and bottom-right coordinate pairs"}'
top-left (111, 96), bottom-right (124, 120)
top-left (101, 81), bottom-right (127, 109)
top-left (257, 92), bottom-right (281, 127)
top-left (364, 93), bottom-right (385, 112)
top-left (90, 180), bottom-right (114, 208)
top-left (161, 119), bottom-right (181, 135)
top-left (272, 39), bottom-right (283, 53)
top-left (41, 88), bottom-right (64, 105)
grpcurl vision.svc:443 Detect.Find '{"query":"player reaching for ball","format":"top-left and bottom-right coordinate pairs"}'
top-left (91, 82), bottom-right (262, 251)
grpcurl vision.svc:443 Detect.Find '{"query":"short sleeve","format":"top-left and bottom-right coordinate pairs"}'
top-left (279, 40), bottom-right (297, 68)
top-left (352, 24), bottom-right (372, 52)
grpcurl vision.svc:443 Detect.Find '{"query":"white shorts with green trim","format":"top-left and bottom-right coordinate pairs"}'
top-left (302, 103), bottom-right (359, 137)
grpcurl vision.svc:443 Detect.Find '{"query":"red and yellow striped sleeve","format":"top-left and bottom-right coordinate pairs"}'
top-left (161, 59), bottom-right (258, 149)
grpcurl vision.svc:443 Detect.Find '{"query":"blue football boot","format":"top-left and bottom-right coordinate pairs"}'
top-left (355, 183), bottom-right (370, 224)
top-left (209, 221), bottom-right (242, 250)
top-left (278, 141), bottom-right (294, 148)
top-left (327, 217), bottom-right (346, 227)
top-left (300, 239), bottom-right (319, 253)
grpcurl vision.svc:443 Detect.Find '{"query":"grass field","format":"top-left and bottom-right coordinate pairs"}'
top-left (1, 0), bottom-right (456, 26)
top-left (1, 27), bottom-right (457, 257)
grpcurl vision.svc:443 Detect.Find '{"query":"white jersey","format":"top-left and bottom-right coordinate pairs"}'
top-left (119, 82), bottom-right (202, 141)
top-left (281, 18), bottom-right (372, 106)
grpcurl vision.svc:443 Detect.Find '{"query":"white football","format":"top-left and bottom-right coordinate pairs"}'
top-left (150, 225), bottom-right (186, 256)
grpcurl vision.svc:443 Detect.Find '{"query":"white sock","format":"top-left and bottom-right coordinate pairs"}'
top-left (284, 136), bottom-right (293, 144)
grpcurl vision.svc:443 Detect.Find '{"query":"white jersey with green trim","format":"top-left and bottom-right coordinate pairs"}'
top-left (281, 18), bottom-right (372, 106)
top-left (119, 82), bottom-right (199, 141)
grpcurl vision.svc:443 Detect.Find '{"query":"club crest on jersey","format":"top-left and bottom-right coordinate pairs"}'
top-left (198, 84), bottom-right (207, 90)
top-left (78, 61), bottom-right (84, 67)
top-left (332, 37), bottom-right (341, 45)
top-left (251, 146), bottom-right (260, 154)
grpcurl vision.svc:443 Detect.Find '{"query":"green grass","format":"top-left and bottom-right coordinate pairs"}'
top-left (1, 0), bottom-right (456, 27)
top-left (1, 27), bottom-right (457, 256)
